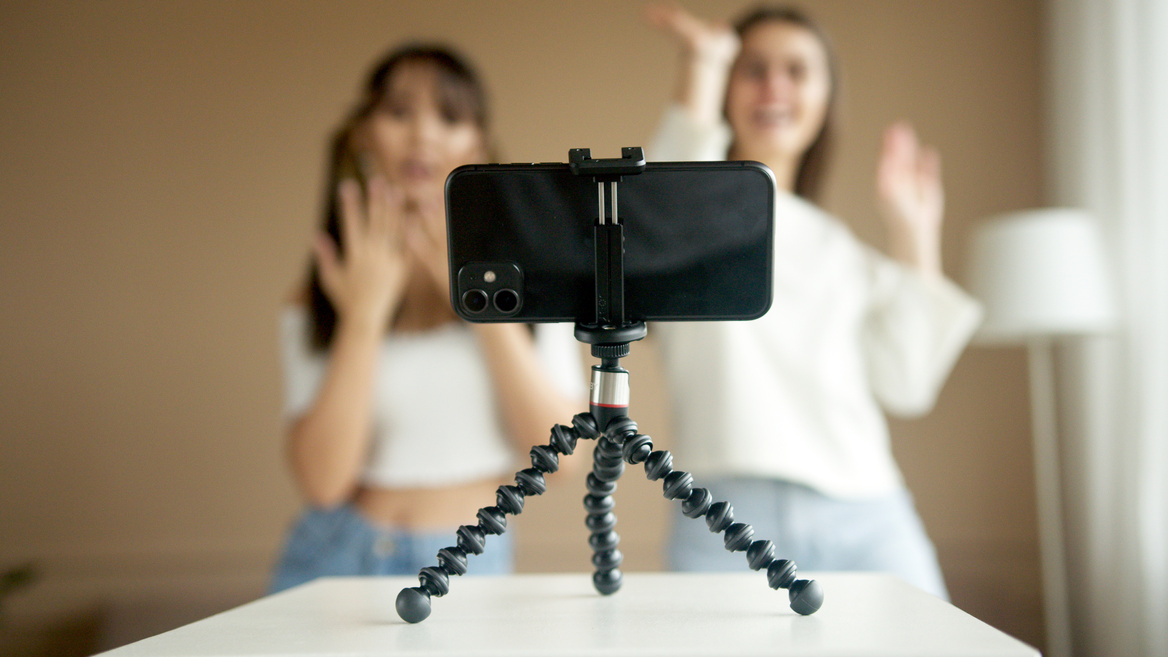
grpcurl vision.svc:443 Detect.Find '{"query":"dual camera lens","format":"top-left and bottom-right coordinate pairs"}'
top-left (461, 288), bottom-right (519, 315)
top-left (457, 263), bottom-right (522, 318)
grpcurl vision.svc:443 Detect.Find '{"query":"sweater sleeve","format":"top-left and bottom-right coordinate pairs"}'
top-left (860, 250), bottom-right (984, 416)
top-left (647, 104), bottom-right (733, 162)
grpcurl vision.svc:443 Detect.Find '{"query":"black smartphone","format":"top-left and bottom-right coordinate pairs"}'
top-left (445, 160), bottom-right (775, 323)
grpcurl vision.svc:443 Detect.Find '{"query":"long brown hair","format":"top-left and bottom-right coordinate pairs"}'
top-left (306, 44), bottom-right (491, 350)
top-left (731, 5), bottom-right (839, 202)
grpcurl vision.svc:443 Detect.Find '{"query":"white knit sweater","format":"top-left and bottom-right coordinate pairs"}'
top-left (650, 105), bottom-right (984, 499)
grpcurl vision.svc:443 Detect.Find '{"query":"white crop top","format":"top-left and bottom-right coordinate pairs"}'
top-left (279, 307), bottom-right (584, 488)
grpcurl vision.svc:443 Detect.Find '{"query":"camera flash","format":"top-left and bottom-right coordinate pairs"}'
top-left (483, 270), bottom-right (497, 283)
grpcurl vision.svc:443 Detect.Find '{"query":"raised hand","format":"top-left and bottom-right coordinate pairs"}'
top-left (312, 176), bottom-right (411, 331)
top-left (876, 122), bottom-right (944, 276)
top-left (645, 2), bottom-right (739, 62)
top-left (645, 2), bottom-right (739, 126)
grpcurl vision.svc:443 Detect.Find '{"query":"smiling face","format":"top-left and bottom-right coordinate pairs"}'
top-left (725, 20), bottom-right (832, 168)
top-left (363, 60), bottom-right (486, 206)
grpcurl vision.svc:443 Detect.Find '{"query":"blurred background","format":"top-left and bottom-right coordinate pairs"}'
top-left (1, 1), bottom-right (1163, 656)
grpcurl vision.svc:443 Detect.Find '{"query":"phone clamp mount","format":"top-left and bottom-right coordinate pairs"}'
top-left (395, 148), bottom-right (823, 623)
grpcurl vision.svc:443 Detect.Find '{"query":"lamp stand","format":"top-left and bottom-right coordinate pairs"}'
top-left (1027, 337), bottom-right (1072, 657)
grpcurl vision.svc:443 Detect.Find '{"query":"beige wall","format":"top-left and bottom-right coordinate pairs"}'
top-left (0, 0), bottom-right (1043, 653)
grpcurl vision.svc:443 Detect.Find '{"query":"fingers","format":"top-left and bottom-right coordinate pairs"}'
top-left (917, 144), bottom-right (944, 222)
top-left (883, 121), bottom-right (916, 150)
top-left (875, 121), bottom-right (945, 242)
top-left (878, 122), bottom-right (915, 176)
top-left (644, 2), bottom-right (735, 57)
top-left (365, 176), bottom-right (405, 248)
top-left (646, 2), bottom-right (699, 38)
top-left (364, 177), bottom-right (388, 239)
top-left (881, 122), bottom-right (941, 170)
top-left (878, 121), bottom-right (943, 189)
top-left (403, 191), bottom-right (450, 292)
top-left (311, 231), bottom-right (341, 296)
top-left (336, 176), bottom-right (406, 253)
top-left (918, 145), bottom-right (942, 186)
top-left (411, 190), bottom-right (446, 245)
top-left (320, 179), bottom-right (412, 322)
top-left (337, 178), bottom-right (363, 254)
top-left (644, 2), bottom-right (685, 33)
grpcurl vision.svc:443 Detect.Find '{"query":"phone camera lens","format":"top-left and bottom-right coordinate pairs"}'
top-left (462, 289), bottom-right (489, 313)
top-left (493, 289), bottom-right (520, 314)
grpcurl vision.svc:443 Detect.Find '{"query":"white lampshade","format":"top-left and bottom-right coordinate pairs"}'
top-left (966, 208), bottom-right (1116, 344)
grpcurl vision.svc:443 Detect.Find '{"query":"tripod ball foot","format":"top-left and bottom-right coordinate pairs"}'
top-left (788, 579), bottom-right (824, 616)
top-left (396, 587), bottom-right (432, 623)
top-left (592, 568), bottom-right (622, 595)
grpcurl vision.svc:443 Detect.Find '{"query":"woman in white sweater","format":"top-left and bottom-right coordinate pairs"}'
top-left (645, 4), bottom-right (982, 598)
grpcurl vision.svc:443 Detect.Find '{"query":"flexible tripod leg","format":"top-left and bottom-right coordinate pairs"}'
top-left (395, 413), bottom-right (597, 623)
top-left (596, 416), bottom-right (825, 616)
top-left (583, 415), bottom-right (634, 594)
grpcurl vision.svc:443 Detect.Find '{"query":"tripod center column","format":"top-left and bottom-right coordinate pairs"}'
top-left (590, 365), bottom-right (630, 428)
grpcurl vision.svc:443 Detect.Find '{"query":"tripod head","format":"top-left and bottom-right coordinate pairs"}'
top-left (569, 147), bottom-right (647, 339)
top-left (567, 147), bottom-right (649, 428)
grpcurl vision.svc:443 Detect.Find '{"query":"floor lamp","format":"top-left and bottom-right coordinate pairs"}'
top-left (966, 208), bottom-right (1116, 657)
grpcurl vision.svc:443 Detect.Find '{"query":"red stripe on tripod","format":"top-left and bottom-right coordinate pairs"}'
top-left (590, 402), bottom-right (629, 409)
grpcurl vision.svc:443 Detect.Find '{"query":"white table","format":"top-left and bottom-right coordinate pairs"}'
top-left (96, 572), bottom-right (1039, 656)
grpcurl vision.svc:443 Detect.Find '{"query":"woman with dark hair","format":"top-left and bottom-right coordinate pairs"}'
top-left (269, 45), bottom-right (583, 593)
top-left (644, 4), bottom-right (982, 599)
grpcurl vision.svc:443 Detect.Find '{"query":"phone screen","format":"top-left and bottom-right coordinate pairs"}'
top-left (445, 161), bottom-right (774, 323)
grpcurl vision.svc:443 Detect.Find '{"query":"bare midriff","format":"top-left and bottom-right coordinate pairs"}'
top-left (352, 478), bottom-right (504, 530)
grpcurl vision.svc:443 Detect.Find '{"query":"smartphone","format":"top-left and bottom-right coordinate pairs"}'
top-left (445, 161), bottom-right (775, 323)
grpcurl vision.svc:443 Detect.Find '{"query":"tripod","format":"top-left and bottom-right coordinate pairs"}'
top-left (395, 148), bottom-right (823, 623)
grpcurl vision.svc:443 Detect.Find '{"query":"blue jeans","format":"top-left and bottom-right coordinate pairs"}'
top-left (667, 477), bottom-right (949, 600)
top-left (269, 505), bottom-right (514, 594)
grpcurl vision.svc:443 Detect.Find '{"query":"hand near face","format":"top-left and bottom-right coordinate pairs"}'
top-left (876, 122), bottom-right (944, 275)
top-left (403, 188), bottom-right (450, 298)
top-left (312, 177), bottom-right (411, 330)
